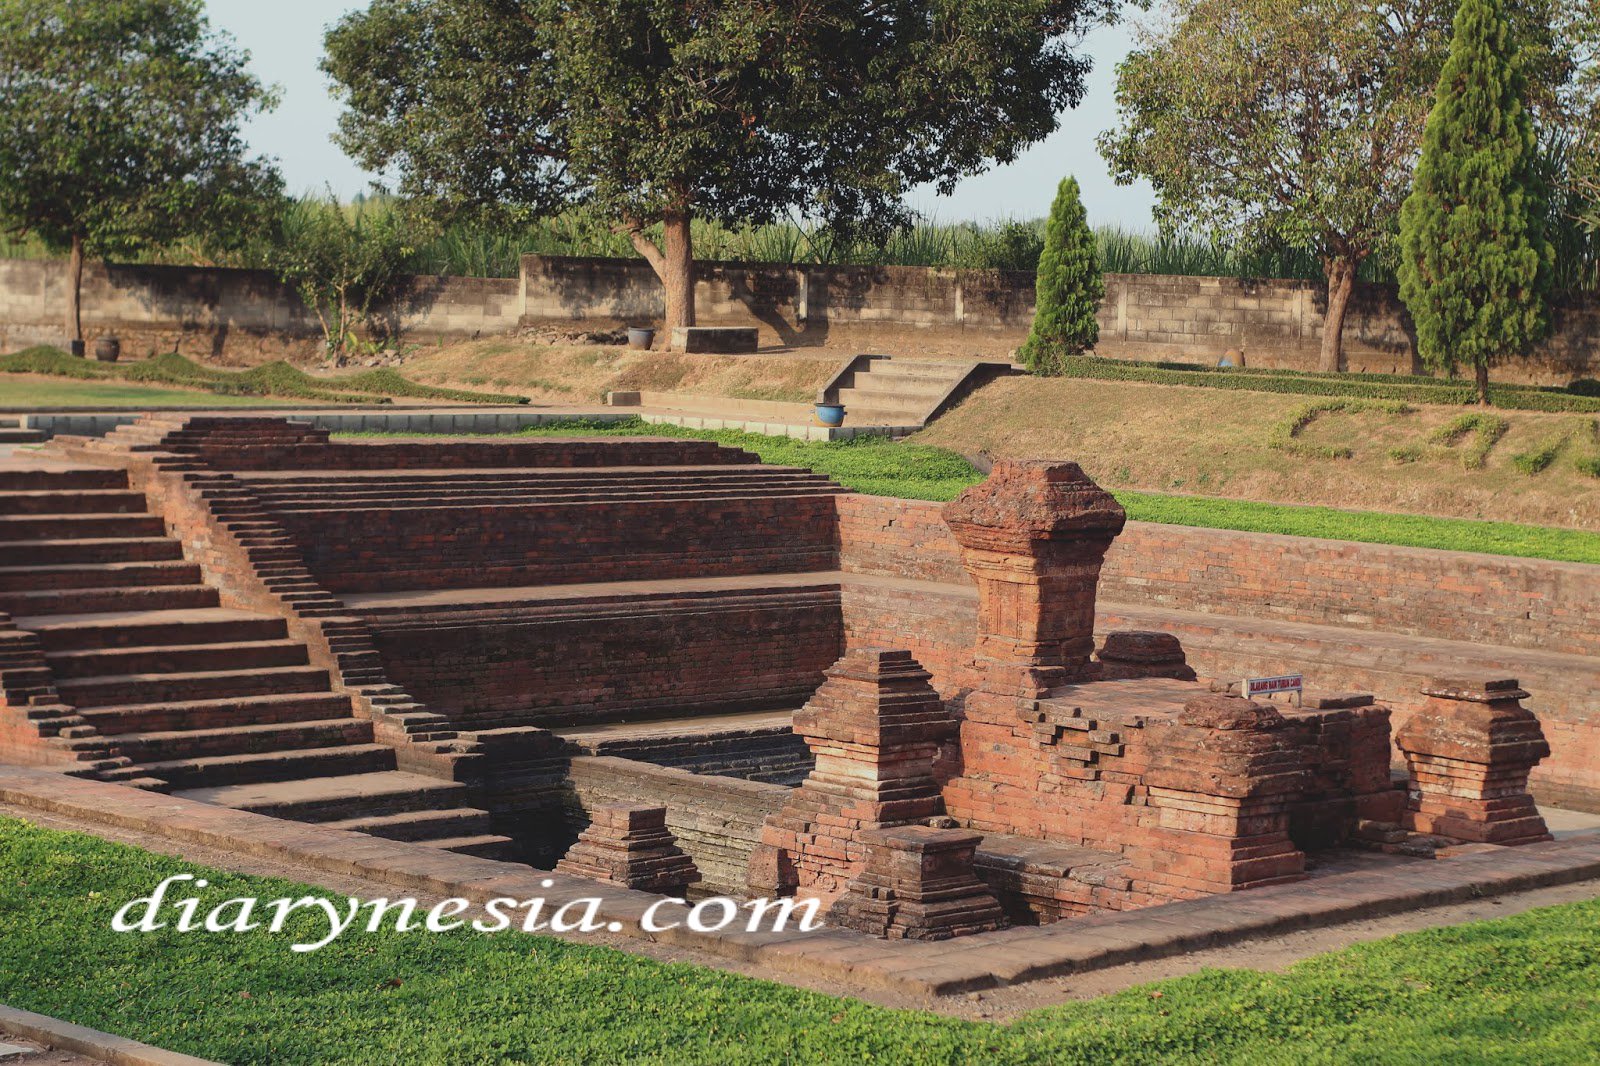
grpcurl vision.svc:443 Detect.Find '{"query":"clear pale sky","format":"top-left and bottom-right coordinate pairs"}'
top-left (207, 0), bottom-right (1160, 230)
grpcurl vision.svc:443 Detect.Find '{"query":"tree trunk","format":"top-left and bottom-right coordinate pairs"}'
top-left (1319, 257), bottom-right (1357, 373)
top-left (626, 209), bottom-right (696, 334)
top-left (1475, 360), bottom-right (1491, 405)
top-left (66, 233), bottom-right (84, 354)
top-left (660, 210), bottom-right (695, 330)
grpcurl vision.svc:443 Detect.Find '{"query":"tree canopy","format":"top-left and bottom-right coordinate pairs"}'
top-left (0, 0), bottom-right (281, 346)
top-left (1398, 0), bottom-right (1551, 402)
top-left (323, 0), bottom-right (1116, 329)
top-left (1099, 0), bottom-right (1462, 373)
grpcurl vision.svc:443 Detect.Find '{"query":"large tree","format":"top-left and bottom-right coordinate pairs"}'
top-left (1398, 0), bottom-right (1551, 403)
top-left (0, 0), bottom-right (281, 352)
top-left (1099, 0), bottom-right (1463, 373)
top-left (323, 0), bottom-right (1115, 330)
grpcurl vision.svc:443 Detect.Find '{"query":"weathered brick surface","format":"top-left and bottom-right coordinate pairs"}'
top-left (554, 803), bottom-right (701, 895)
top-left (363, 590), bottom-right (843, 729)
top-left (836, 495), bottom-right (1600, 808)
top-left (827, 826), bottom-right (1008, 940)
top-left (748, 649), bottom-right (957, 903)
top-left (565, 756), bottom-right (790, 896)
top-left (1397, 679), bottom-right (1553, 845)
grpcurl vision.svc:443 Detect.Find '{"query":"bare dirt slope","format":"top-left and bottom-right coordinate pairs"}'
top-left (915, 376), bottom-right (1600, 529)
top-left (396, 340), bottom-right (846, 405)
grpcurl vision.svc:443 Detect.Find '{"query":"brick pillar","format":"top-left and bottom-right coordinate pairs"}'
top-left (942, 460), bottom-right (1126, 687)
top-left (555, 804), bottom-right (701, 896)
top-left (827, 826), bottom-right (1008, 940)
top-left (747, 648), bottom-right (957, 902)
top-left (1396, 679), bottom-right (1552, 846)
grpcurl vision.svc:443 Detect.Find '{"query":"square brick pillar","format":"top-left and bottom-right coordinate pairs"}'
top-left (942, 460), bottom-right (1126, 687)
top-left (1396, 679), bottom-right (1552, 845)
top-left (747, 648), bottom-right (958, 902)
top-left (555, 804), bottom-right (701, 896)
top-left (827, 826), bottom-right (1008, 940)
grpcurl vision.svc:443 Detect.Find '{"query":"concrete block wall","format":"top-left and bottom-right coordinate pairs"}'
top-left (5, 253), bottom-right (1595, 383)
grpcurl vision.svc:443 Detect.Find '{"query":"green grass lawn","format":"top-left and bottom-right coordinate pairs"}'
top-left (0, 378), bottom-right (300, 408)
top-left (2, 817), bottom-right (1597, 1064)
top-left (487, 420), bottom-right (1600, 565)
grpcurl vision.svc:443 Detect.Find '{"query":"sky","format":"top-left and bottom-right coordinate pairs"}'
top-left (207, 0), bottom-right (1160, 230)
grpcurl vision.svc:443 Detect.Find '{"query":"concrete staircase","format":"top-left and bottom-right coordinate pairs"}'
top-left (0, 465), bottom-right (517, 859)
top-left (821, 356), bottom-right (1020, 429)
top-left (0, 418), bottom-right (46, 445)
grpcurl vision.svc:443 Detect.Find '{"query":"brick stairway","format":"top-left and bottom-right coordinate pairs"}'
top-left (0, 464), bottom-right (517, 859)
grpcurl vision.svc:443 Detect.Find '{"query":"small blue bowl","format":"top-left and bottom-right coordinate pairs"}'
top-left (815, 403), bottom-right (846, 427)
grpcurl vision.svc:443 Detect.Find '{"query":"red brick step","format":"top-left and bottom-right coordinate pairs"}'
top-left (0, 513), bottom-right (166, 540)
top-left (0, 584), bottom-right (220, 616)
top-left (171, 770), bottom-right (470, 822)
top-left (0, 490), bottom-right (150, 515)
top-left (44, 638), bottom-right (309, 679)
top-left (54, 664), bottom-right (331, 707)
top-left (102, 718), bottom-right (375, 762)
top-left (75, 692), bottom-right (357, 734)
top-left (0, 560), bottom-right (202, 592)
top-left (21, 608), bottom-right (288, 652)
top-left (132, 744), bottom-right (397, 790)
top-left (0, 537), bottom-right (186, 566)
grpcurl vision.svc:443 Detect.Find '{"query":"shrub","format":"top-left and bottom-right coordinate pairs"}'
top-left (1430, 413), bottom-right (1509, 469)
top-left (1268, 399), bottom-right (1412, 459)
top-left (1568, 378), bottom-right (1600, 397)
top-left (1021, 177), bottom-right (1102, 372)
top-left (1511, 432), bottom-right (1567, 475)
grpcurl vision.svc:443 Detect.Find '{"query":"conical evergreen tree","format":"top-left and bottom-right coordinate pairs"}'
top-left (1022, 176), bottom-right (1103, 373)
top-left (1397, 0), bottom-right (1552, 404)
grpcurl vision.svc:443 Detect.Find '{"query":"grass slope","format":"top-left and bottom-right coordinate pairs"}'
top-left (0, 347), bottom-right (528, 405)
top-left (2, 818), bottom-right (1597, 1065)
top-left (396, 339), bottom-right (844, 405)
top-left (915, 376), bottom-right (1600, 531)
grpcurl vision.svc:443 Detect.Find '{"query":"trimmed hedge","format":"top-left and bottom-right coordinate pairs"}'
top-left (1048, 355), bottom-right (1600, 412)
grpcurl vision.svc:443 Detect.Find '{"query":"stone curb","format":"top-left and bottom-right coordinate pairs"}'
top-left (0, 1004), bottom-right (223, 1066)
top-left (3, 767), bottom-right (1599, 997)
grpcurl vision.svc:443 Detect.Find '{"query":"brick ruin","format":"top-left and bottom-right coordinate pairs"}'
top-left (0, 416), bottom-right (1562, 939)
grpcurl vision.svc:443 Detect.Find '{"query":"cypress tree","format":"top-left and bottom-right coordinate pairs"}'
top-left (1022, 176), bottom-right (1103, 373)
top-left (1397, 0), bottom-right (1552, 404)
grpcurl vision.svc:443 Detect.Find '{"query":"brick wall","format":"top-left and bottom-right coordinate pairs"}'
top-left (273, 495), bottom-right (839, 592)
top-left (564, 755), bottom-right (791, 895)
top-left (362, 589), bottom-right (843, 729)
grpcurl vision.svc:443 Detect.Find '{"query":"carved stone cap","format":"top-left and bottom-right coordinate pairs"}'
top-left (824, 647), bottom-right (934, 686)
top-left (1098, 630), bottom-right (1185, 663)
top-left (942, 460), bottom-right (1126, 544)
top-left (1421, 678), bottom-right (1531, 703)
top-left (1179, 694), bottom-right (1284, 731)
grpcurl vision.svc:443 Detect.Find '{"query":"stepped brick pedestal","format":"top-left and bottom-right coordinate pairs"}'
top-left (827, 826), bottom-right (1007, 940)
top-left (1396, 679), bottom-right (1552, 846)
top-left (747, 648), bottom-right (957, 902)
top-left (556, 804), bottom-right (701, 895)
